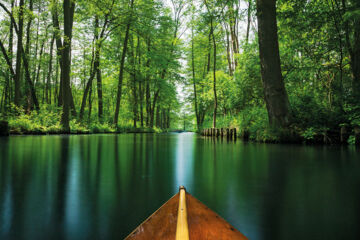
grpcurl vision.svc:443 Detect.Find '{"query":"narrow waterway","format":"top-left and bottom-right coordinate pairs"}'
top-left (0, 133), bottom-right (359, 239)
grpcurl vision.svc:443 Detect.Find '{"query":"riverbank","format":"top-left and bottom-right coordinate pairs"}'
top-left (0, 119), bottom-right (188, 136)
top-left (2, 116), bottom-right (358, 146)
top-left (200, 126), bottom-right (360, 146)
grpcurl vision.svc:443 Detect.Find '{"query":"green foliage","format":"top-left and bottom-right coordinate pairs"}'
top-left (344, 104), bottom-right (360, 127)
top-left (1, 0), bottom-right (359, 144)
top-left (8, 105), bottom-right (62, 134)
top-left (301, 127), bottom-right (317, 141)
top-left (69, 120), bottom-right (89, 134)
top-left (348, 135), bottom-right (356, 145)
top-left (89, 122), bottom-right (115, 133)
top-left (238, 106), bottom-right (268, 141)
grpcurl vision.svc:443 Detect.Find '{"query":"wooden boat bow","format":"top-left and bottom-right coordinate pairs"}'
top-left (125, 187), bottom-right (247, 240)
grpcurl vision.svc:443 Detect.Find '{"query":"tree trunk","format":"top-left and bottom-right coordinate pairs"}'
top-left (225, 27), bottom-right (233, 76)
top-left (94, 17), bottom-right (103, 121)
top-left (139, 78), bottom-right (144, 128)
top-left (137, 36), bottom-right (144, 127)
top-left (246, 0), bottom-right (252, 44)
top-left (210, 19), bottom-right (217, 128)
top-left (350, 3), bottom-right (360, 99)
top-left (61, 0), bottom-right (75, 132)
top-left (96, 68), bottom-right (103, 122)
top-left (88, 79), bottom-right (93, 122)
top-left (191, 27), bottom-right (200, 130)
top-left (52, 2), bottom-right (64, 107)
top-left (5, 0), bottom-right (15, 111)
top-left (256, 0), bottom-right (291, 127)
top-left (167, 108), bottom-right (170, 128)
top-left (24, 0), bottom-right (34, 112)
top-left (79, 39), bottom-right (96, 120)
top-left (54, 58), bottom-right (59, 105)
top-left (114, 23), bottom-right (130, 126)
top-left (146, 81), bottom-right (150, 126)
top-left (96, 63), bottom-right (103, 120)
top-left (229, 8), bottom-right (238, 68)
top-left (36, 41), bottom-right (45, 104)
top-left (130, 35), bottom-right (138, 128)
top-left (156, 106), bottom-right (160, 128)
top-left (150, 89), bottom-right (159, 128)
top-left (0, 40), bottom-right (15, 108)
top-left (35, 38), bottom-right (45, 87)
top-left (145, 40), bottom-right (151, 127)
top-left (46, 34), bottom-right (55, 104)
top-left (114, 0), bottom-right (134, 126)
top-left (14, 0), bottom-right (25, 106)
top-left (52, 1), bottom-right (76, 117)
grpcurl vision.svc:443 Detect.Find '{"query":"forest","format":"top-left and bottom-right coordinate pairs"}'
top-left (0, 0), bottom-right (359, 144)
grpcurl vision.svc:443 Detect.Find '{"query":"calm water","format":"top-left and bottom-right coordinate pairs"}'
top-left (0, 133), bottom-right (360, 240)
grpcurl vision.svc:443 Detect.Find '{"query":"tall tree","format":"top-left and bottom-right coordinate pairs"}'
top-left (14, 0), bottom-right (25, 106)
top-left (60, 0), bottom-right (75, 132)
top-left (114, 0), bottom-right (134, 126)
top-left (256, 0), bottom-right (291, 127)
top-left (204, 0), bottom-right (218, 128)
top-left (344, 0), bottom-right (360, 100)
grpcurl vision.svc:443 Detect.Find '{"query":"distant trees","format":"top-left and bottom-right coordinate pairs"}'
top-left (0, 0), bottom-right (182, 131)
top-left (0, 0), bottom-right (359, 137)
top-left (183, 0), bottom-right (360, 140)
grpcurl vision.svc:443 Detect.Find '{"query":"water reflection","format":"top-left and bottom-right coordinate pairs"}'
top-left (0, 134), bottom-right (360, 240)
top-left (175, 133), bottom-right (194, 189)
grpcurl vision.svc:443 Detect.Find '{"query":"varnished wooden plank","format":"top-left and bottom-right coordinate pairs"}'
top-left (175, 187), bottom-right (189, 240)
top-left (124, 193), bottom-right (179, 240)
top-left (187, 194), bottom-right (247, 240)
top-left (125, 190), bottom-right (248, 240)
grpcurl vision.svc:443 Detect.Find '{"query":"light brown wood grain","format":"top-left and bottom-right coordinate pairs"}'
top-left (125, 191), bottom-right (247, 240)
top-left (175, 187), bottom-right (189, 240)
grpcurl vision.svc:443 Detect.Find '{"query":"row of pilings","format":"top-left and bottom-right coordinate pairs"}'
top-left (201, 128), bottom-right (237, 140)
top-left (200, 126), bottom-right (360, 145)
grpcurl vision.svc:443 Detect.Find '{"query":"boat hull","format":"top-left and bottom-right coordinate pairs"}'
top-left (125, 192), bottom-right (247, 240)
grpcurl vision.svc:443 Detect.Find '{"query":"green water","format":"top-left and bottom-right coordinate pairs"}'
top-left (0, 133), bottom-right (360, 240)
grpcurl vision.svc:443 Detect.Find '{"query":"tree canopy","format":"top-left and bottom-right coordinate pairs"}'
top-left (0, 0), bottom-right (359, 143)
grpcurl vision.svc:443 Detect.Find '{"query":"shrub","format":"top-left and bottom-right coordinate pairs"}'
top-left (90, 122), bottom-right (115, 133)
top-left (70, 120), bottom-right (89, 134)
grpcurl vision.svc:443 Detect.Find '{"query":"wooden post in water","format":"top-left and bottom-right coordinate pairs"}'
top-left (229, 128), bottom-right (233, 140)
top-left (226, 128), bottom-right (230, 139)
top-left (216, 128), bottom-right (220, 137)
top-left (355, 126), bottom-right (360, 147)
top-left (233, 128), bottom-right (237, 140)
top-left (340, 126), bottom-right (348, 144)
top-left (221, 128), bottom-right (224, 138)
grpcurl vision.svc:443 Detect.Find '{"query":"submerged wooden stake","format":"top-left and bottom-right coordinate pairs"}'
top-left (176, 186), bottom-right (189, 240)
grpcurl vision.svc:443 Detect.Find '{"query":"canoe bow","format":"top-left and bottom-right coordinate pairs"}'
top-left (125, 187), bottom-right (247, 240)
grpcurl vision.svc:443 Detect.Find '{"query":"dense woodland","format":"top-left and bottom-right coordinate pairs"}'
top-left (0, 0), bottom-right (359, 144)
